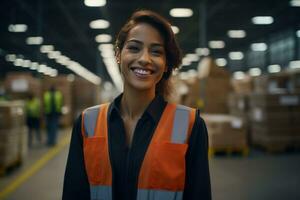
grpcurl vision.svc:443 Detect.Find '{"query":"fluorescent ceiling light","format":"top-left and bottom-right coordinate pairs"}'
top-left (30, 62), bottom-right (39, 70)
top-left (22, 60), bottom-right (31, 68)
top-left (195, 48), bottom-right (210, 56)
top-left (84, 0), bottom-right (106, 7)
top-left (14, 58), bottom-right (23, 67)
top-left (227, 30), bottom-right (246, 38)
top-left (289, 60), bottom-right (300, 69)
top-left (5, 54), bottom-right (16, 62)
top-left (249, 68), bottom-right (262, 76)
top-left (48, 51), bottom-right (61, 59)
top-left (208, 40), bottom-right (225, 49)
top-left (185, 53), bottom-right (199, 62)
top-left (233, 71), bottom-right (246, 80)
top-left (181, 58), bottom-right (191, 66)
top-left (90, 19), bottom-right (110, 29)
top-left (56, 55), bottom-right (70, 65)
top-left (229, 51), bottom-right (244, 60)
top-left (296, 30), bottom-right (300, 37)
top-left (252, 16), bottom-right (273, 25)
top-left (251, 43), bottom-right (267, 51)
top-left (290, 0), bottom-right (300, 7)
top-left (40, 45), bottom-right (54, 53)
top-left (95, 34), bottom-right (112, 43)
top-left (101, 50), bottom-right (115, 58)
top-left (169, 8), bottom-right (193, 17)
top-left (103, 58), bottom-right (123, 92)
top-left (8, 24), bottom-right (27, 32)
top-left (268, 64), bottom-right (281, 73)
top-left (26, 36), bottom-right (43, 45)
top-left (98, 43), bottom-right (114, 51)
top-left (215, 58), bottom-right (227, 67)
top-left (171, 26), bottom-right (179, 34)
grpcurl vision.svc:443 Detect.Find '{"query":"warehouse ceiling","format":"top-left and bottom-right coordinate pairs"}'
top-left (0, 0), bottom-right (300, 84)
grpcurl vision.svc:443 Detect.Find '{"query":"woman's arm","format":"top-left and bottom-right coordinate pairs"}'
top-left (62, 115), bottom-right (90, 200)
top-left (183, 110), bottom-right (212, 200)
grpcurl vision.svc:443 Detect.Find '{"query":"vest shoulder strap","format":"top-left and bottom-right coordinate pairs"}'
top-left (82, 105), bottom-right (101, 137)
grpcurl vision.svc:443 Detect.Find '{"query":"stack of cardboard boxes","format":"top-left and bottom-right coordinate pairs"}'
top-left (250, 71), bottom-right (300, 150)
top-left (0, 101), bottom-right (28, 171)
top-left (184, 57), bottom-right (231, 113)
top-left (202, 114), bottom-right (247, 150)
top-left (72, 77), bottom-right (101, 119)
top-left (183, 57), bottom-right (248, 152)
top-left (4, 72), bottom-right (41, 100)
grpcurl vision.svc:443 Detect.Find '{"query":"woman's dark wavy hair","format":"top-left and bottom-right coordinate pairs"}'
top-left (115, 10), bottom-right (182, 99)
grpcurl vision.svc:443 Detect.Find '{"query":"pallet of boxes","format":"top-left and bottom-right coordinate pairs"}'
top-left (183, 57), bottom-right (249, 157)
top-left (250, 70), bottom-right (300, 152)
top-left (0, 101), bottom-right (28, 176)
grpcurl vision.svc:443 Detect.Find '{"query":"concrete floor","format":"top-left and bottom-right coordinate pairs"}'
top-left (1, 132), bottom-right (300, 200)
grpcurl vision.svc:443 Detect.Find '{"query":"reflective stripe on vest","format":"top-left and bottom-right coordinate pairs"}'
top-left (82, 103), bottom-right (196, 200)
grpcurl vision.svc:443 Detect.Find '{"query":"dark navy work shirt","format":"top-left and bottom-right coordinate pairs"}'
top-left (62, 95), bottom-right (211, 200)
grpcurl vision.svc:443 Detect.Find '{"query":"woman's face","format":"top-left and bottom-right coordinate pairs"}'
top-left (118, 23), bottom-right (167, 92)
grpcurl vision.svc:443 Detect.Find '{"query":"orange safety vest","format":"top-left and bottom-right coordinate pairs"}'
top-left (82, 103), bottom-right (196, 200)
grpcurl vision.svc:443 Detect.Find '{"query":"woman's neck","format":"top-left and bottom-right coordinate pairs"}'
top-left (120, 86), bottom-right (155, 120)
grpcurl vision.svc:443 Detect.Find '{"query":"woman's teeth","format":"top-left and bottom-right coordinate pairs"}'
top-left (133, 68), bottom-right (151, 75)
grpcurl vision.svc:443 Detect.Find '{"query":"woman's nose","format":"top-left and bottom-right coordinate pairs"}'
top-left (138, 49), bottom-right (151, 66)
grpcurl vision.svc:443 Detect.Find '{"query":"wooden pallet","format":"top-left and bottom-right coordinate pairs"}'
top-left (253, 142), bottom-right (300, 153)
top-left (208, 146), bottom-right (249, 158)
top-left (0, 158), bottom-right (22, 177)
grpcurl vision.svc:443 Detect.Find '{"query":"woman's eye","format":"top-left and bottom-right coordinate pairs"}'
top-left (152, 49), bottom-right (163, 56)
top-left (127, 46), bottom-right (140, 52)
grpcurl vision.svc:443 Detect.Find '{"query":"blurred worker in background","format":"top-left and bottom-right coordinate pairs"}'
top-left (43, 85), bottom-right (63, 147)
top-left (25, 93), bottom-right (41, 147)
top-left (63, 10), bottom-right (211, 200)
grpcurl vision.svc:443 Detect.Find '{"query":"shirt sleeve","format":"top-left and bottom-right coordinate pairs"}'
top-left (62, 115), bottom-right (90, 200)
top-left (183, 109), bottom-right (212, 200)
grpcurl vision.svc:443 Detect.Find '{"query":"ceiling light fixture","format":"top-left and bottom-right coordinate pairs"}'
top-left (89, 19), bottom-right (110, 29)
top-left (227, 30), bottom-right (246, 38)
top-left (26, 36), bottom-right (44, 45)
top-left (208, 40), bottom-right (225, 49)
top-left (229, 51), bottom-right (244, 60)
top-left (251, 43), bottom-right (268, 51)
top-left (95, 34), bottom-right (112, 43)
top-left (289, 60), bottom-right (300, 69)
top-left (268, 64), bottom-right (281, 73)
top-left (84, 0), bottom-right (106, 7)
top-left (8, 24), bottom-right (28, 32)
top-left (233, 71), bottom-right (246, 80)
top-left (296, 30), bottom-right (300, 37)
top-left (215, 58), bottom-right (227, 67)
top-left (40, 45), bottom-right (54, 53)
top-left (252, 16), bottom-right (274, 25)
top-left (195, 48), bottom-right (210, 56)
top-left (169, 8), bottom-right (193, 17)
top-left (290, 0), bottom-right (300, 7)
top-left (249, 68), bottom-right (262, 76)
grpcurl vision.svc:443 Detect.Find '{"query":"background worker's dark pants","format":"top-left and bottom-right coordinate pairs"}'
top-left (46, 115), bottom-right (59, 146)
top-left (26, 117), bottom-right (41, 147)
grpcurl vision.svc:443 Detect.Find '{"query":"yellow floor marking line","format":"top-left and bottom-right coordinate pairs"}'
top-left (0, 134), bottom-right (70, 200)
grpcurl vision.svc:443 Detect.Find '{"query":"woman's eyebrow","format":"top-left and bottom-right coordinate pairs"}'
top-left (126, 39), bottom-right (164, 47)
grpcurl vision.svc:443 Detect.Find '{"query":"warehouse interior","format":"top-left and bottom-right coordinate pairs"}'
top-left (1, 0), bottom-right (300, 199)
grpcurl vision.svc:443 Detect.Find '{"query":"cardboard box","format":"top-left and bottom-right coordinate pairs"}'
top-left (231, 75), bottom-right (253, 94)
top-left (202, 114), bottom-right (247, 148)
top-left (0, 101), bottom-right (26, 129)
top-left (249, 93), bottom-right (300, 108)
top-left (253, 73), bottom-right (291, 94)
top-left (4, 72), bottom-right (41, 100)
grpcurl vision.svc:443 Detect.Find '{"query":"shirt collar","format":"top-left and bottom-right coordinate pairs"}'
top-left (108, 93), bottom-right (167, 122)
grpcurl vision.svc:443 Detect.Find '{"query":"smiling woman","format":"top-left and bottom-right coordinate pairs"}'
top-left (63, 10), bottom-right (211, 200)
